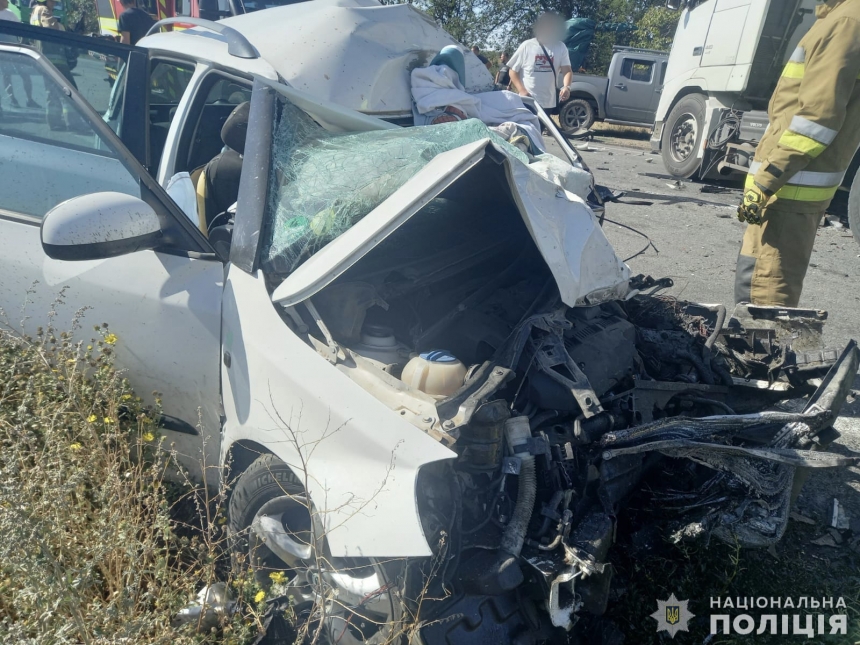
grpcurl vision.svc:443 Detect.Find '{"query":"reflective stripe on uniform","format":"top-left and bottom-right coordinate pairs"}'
top-left (789, 46), bottom-right (806, 63)
top-left (749, 161), bottom-right (844, 186)
top-left (787, 115), bottom-right (838, 144)
top-left (782, 61), bottom-right (805, 78)
top-left (778, 130), bottom-right (828, 157)
top-left (745, 173), bottom-right (839, 201)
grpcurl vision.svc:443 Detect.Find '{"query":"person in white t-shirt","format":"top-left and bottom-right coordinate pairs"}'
top-left (0, 0), bottom-right (39, 109)
top-left (508, 11), bottom-right (572, 114)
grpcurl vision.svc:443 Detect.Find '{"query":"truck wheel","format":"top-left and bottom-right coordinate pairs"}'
top-left (229, 453), bottom-right (404, 644)
top-left (848, 165), bottom-right (860, 247)
top-left (661, 93), bottom-right (706, 178)
top-left (559, 98), bottom-right (596, 133)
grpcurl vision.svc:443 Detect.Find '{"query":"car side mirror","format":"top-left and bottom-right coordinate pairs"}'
top-left (41, 192), bottom-right (164, 261)
top-left (666, 0), bottom-right (683, 9)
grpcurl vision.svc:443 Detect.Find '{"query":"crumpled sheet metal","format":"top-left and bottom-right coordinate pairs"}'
top-left (662, 342), bottom-right (860, 548)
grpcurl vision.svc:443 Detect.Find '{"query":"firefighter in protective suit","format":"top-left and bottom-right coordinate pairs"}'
top-left (735, 0), bottom-right (860, 307)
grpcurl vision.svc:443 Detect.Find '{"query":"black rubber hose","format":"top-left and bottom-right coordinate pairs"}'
top-left (501, 417), bottom-right (537, 557)
top-left (675, 349), bottom-right (716, 385)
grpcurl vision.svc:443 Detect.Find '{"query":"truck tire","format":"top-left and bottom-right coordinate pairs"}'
top-left (229, 453), bottom-right (404, 644)
top-left (662, 93), bottom-right (706, 178)
top-left (559, 98), bottom-right (596, 133)
top-left (848, 165), bottom-right (860, 246)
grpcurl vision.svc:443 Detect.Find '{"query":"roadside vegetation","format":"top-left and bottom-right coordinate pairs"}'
top-left (0, 313), bottom-right (265, 644)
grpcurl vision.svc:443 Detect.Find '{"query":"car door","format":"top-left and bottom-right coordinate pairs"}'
top-left (0, 39), bottom-right (224, 479)
top-left (605, 55), bottom-right (657, 124)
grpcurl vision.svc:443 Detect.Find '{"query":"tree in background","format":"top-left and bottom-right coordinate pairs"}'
top-left (404, 0), bottom-right (680, 76)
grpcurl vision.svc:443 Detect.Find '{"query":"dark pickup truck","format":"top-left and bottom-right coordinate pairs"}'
top-left (558, 46), bottom-right (669, 133)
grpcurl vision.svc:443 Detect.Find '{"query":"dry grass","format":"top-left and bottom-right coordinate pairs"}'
top-left (0, 311), bottom-right (267, 644)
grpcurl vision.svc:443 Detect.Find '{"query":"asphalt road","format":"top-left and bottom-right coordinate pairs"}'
top-left (547, 136), bottom-right (860, 525)
top-left (550, 138), bottom-right (860, 351)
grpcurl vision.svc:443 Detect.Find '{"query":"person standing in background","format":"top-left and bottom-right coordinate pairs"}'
top-left (495, 51), bottom-right (511, 87)
top-left (117, 0), bottom-right (154, 45)
top-left (471, 45), bottom-right (491, 71)
top-left (508, 12), bottom-right (572, 114)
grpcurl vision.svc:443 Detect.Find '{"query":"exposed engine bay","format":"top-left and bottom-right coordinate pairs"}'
top-left (275, 169), bottom-right (859, 643)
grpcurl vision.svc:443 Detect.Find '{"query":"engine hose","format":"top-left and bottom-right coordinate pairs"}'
top-left (702, 304), bottom-right (727, 360)
top-left (501, 417), bottom-right (537, 557)
top-left (675, 350), bottom-right (716, 385)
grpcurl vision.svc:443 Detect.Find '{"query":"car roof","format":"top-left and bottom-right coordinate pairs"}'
top-left (137, 0), bottom-right (494, 117)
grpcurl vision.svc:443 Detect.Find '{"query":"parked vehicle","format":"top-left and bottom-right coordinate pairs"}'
top-left (0, 4), bottom-right (857, 643)
top-left (558, 46), bottom-right (668, 133)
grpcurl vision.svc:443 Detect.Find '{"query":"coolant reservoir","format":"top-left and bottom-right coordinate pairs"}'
top-left (401, 350), bottom-right (467, 398)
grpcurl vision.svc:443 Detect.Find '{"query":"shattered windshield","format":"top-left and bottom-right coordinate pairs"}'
top-left (259, 101), bottom-right (528, 276)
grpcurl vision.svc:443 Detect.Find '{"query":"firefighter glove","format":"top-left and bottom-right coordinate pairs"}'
top-left (737, 185), bottom-right (772, 225)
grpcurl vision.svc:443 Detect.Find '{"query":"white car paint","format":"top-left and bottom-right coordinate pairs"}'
top-left (139, 0), bottom-right (494, 119)
top-left (221, 267), bottom-right (456, 557)
top-left (41, 192), bottom-right (161, 245)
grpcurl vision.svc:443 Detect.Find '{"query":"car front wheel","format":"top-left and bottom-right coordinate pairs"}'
top-left (229, 453), bottom-right (404, 644)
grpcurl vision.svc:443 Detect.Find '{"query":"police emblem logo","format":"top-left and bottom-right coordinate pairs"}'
top-left (650, 593), bottom-right (694, 638)
top-left (666, 605), bottom-right (680, 625)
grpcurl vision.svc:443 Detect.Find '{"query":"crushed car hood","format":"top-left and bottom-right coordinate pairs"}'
top-left (270, 137), bottom-right (631, 308)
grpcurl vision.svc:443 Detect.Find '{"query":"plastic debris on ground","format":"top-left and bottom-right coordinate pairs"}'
top-left (172, 582), bottom-right (236, 631)
top-left (261, 103), bottom-right (529, 275)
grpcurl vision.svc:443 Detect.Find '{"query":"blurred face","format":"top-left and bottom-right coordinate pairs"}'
top-left (534, 14), bottom-right (565, 44)
top-left (0, 0), bottom-right (8, 12)
top-left (500, 52), bottom-right (509, 63)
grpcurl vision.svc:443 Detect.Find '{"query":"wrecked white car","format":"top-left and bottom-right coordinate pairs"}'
top-left (0, 5), bottom-right (858, 644)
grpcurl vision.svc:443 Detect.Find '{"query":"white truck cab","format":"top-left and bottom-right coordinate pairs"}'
top-left (652, 0), bottom-right (817, 177)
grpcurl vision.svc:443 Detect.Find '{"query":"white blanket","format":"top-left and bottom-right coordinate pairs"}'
top-left (411, 65), bottom-right (545, 152)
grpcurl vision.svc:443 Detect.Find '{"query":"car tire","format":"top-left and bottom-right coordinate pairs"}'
top-left (229, 453), bottom-right (404, 645)
top-left (661, 93), bottom-right (707, 178)
top-left (559, 98), bottom-right (596, 133)
top-left (847, 165), bottom-right (860, 247)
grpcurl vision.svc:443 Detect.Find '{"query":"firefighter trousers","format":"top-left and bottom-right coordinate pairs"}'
top-left (734, 202), bottom-right (825, 307)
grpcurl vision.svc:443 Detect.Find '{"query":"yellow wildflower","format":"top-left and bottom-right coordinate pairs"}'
top-left (103, 417), bottom-right (114, 424)
top-left (254, 590), bottom-right (266, 603)
top-left (269, 571), bottom-right (286, 584)
top-left (87, 414), bottom-right (97, 423)
top-left (142, 431), bottom-right (155, 442)
top-left (104, 333), bottom-right (118, 345)
top-left (69, 443), bottom-right (82, 452)
top-left (121, 394), bottom-right (132, 400)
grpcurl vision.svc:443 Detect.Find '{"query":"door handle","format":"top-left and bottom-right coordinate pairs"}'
top-left (614, 83), bottom-right (626, 90)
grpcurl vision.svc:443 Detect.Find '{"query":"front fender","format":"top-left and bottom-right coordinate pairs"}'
top-left (220, 267), bottom-right (456, 558)
top-left (568, 81), bottom-right (605, 119)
